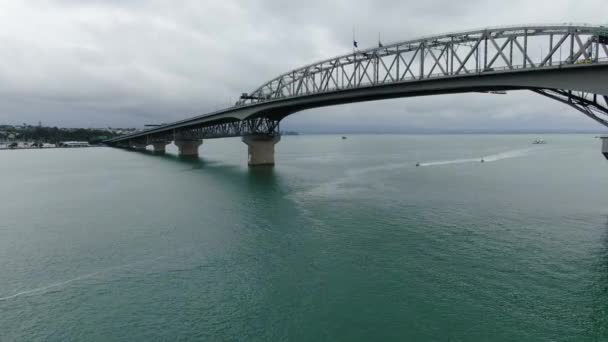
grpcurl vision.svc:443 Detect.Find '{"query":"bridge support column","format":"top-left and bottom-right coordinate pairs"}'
top-left (242, 135), bottom-right (280, 166)
top-left (152, 142), bottom-right (169, 154)
top-left (602, 137), bottom-right (608, 160)
top-left (175, 139), bottom-right (202, 157)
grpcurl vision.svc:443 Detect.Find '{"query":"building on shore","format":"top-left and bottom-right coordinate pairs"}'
top-left (59, 141), bottom-right (90, 147)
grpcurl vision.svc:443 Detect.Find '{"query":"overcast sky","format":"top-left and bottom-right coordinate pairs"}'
top-left (0, 0), bottom-right (607, 131)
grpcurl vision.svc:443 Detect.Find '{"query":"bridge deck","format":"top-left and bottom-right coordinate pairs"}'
top-left (107, 24), bottom-right (608, 144)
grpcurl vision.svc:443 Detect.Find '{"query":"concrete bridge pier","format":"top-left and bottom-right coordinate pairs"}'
top-left (602, 137), bottom-right (608, 160)
top-left (152, 142), bottom-right (170, 154)
top-left (175, 139), bottom-right (202, 157)
top-left (242, 135), bottom-right (280, 166)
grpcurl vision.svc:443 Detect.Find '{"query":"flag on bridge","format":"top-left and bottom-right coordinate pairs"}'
top-left (353, 40), bottom-right (358, 48)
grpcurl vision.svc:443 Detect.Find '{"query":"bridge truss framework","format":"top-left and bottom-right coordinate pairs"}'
top-left (239, 24), bottom-right (608, 105)
top-left (108, 24), bottom-right (608, 163)
top-left (128, 117), bottom-right (280, 146)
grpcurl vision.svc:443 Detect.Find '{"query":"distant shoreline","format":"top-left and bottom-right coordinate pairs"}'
top-left (282, 132), bottom-right (607, 135)
top-left (0, 146), bottom-right (100, 151)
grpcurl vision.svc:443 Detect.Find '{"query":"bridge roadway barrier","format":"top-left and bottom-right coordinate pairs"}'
top-left (602, 137), bottom-right (608, 160)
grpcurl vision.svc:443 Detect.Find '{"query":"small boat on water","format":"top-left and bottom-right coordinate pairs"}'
top-left (533, 138), bottom-right (546, 144)
top-left (341, 136), bottom-right (347, 140)
top-left (480, 158), bottom-right (485, 163)
top-left (416, 163), bottom-right (420, 167)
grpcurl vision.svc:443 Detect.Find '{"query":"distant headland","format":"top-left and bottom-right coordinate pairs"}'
top-left (0, 123), bottom-right (138, 149)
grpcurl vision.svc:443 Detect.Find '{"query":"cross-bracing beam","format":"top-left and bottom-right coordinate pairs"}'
top-left (533, 89), bottom-right (608, 128)
top-left (138, 117), bottom-right (281, 144)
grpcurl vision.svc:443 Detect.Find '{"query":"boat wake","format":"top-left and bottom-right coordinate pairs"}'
top-left (0, 272), bottom-right (103, 301)
top-left (290, 147), bottom-right (539, 200)
top-left (419, 147), bottom-right (536, 167)
top-left (418, 157), bottom-right (481, 167)
top-left (0, 256), bottom-right (164, 302)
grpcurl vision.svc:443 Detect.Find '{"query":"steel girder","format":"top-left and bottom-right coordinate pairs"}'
top-left (177, 117), bottom-right (280, 140)
top-left (127, 117), bottom-right (280, 145)
top-left (533, 89), bottom-right (608, 127)
top-left (238, 24), bottom-right (608, 106)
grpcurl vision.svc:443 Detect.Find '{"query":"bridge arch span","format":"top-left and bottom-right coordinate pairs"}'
top-left (237, 64), bottom-right (608, 126)
top-left (107, 24), bottom-right (608, 164)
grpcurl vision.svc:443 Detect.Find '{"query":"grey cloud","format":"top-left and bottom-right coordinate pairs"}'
top-left (0, 0), bottom-right (606, 131)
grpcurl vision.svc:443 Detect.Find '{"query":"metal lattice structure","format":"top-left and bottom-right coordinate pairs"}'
top-left (107, 24), bottom-right (608, 146)
top-left (533, 89), bottom-right (608, 127)
top-left (238, 24), bottom-right (608, 106)
top-left (131, 117), bottom-right (280, 145)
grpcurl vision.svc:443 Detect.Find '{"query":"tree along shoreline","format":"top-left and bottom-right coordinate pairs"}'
top-left (0, 125), bottom-right (133, 145)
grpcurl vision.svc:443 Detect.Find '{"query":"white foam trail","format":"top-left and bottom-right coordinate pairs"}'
top-left (482, 147), bottom-right (536, 162)
top-left (289, 161), bottom-right (412, 200)
top-left (0, 272), bottom-right (102, 301)
top-left (0, 256), bottom-right (164, 302)
top-left (345, 161), bottom-right (413, 176)
top-left (419, 147), bottom-right (537, 167)
top-left (419, 158), bottom-right (480, 166)
top-left (290, 147), bottom-right (539, 200)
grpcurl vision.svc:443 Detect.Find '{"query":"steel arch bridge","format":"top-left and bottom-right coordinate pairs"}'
top-left (107, 24), bottom-right (608, 163)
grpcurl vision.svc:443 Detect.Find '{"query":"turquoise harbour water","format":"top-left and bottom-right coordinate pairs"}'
top-left (1, 134), bottom-right (608, 341)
